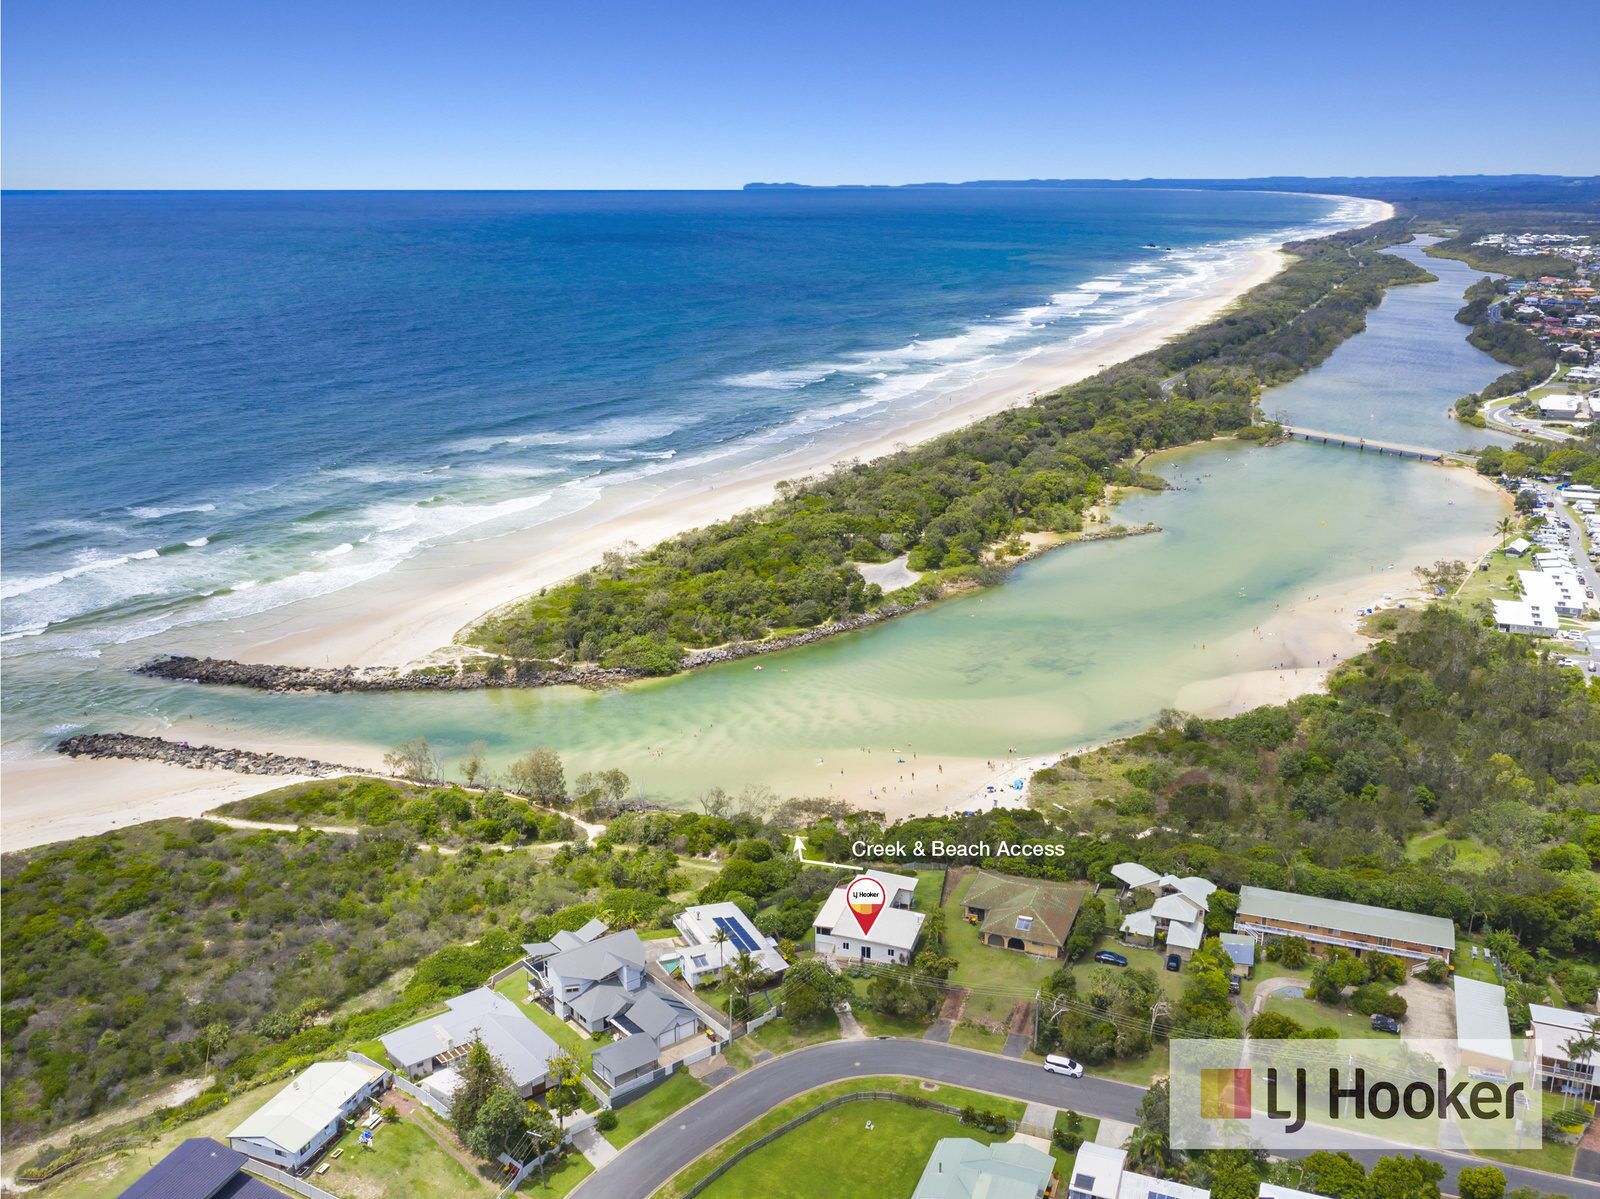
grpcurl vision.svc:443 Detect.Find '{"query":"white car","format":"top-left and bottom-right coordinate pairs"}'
top-left (1043, 1055), bottom-right (1084, 1078)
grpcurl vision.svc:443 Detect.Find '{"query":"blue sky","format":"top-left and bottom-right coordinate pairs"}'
top-left (3, 0), bottom-right (1590, 188)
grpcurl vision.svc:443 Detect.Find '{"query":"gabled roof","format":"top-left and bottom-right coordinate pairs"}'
top-left (1235, 886), bottom-right (1456, 951)
top-left (622, 988), bottom-right (695, 1038)
top-left (1120, 910), bottom-right (1158, 938)
top-left (1111, 863), bottom-right (1160, 889)
top-left (912, 1136), bottom-right (1055, 1199)
top-left (523, 917), bottom-right (609, 962)
top-left (1454, 977), bottom-right (1513, 1063)
top-left (544, 929), bottom-right (647, 983)
top-left (1529, 1003), bottom-right (1600, 1066)
top-left (592, 1032), bottom-right (660, 1078)
top-left (1151, 892), bottom-right (1204, 921)
top-left (568, 983), bottom-right (632, 1024)
top-left (959, 870), bottom-right (1087, 948)
top-left (380, 986), bottom-right (559, 1091)
top-left (229, 1061), bottom-right (384, 1155)
top-left (119, 1138), bottom-right (282, 1199)
top-left (1158, 875), bottom-right (1216, 906)
top-left (815, 873), bottom-right (927, 951)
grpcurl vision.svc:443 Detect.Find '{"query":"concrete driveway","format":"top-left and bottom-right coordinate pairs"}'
top-left (1396, 975), bottom-right (1455, 1042)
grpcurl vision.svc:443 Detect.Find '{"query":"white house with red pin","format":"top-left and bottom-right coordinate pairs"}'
top-left (813, 869), bottom-right (925, 965)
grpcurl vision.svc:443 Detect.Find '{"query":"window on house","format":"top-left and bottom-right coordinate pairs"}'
top-left (862, 946), bottom-right (871, 958)
top-left (1015, 916), bottom-right (1034, 932)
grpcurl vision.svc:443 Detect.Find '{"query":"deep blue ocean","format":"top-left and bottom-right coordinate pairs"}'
top-left (1, 188), bottom-right (1353, 729)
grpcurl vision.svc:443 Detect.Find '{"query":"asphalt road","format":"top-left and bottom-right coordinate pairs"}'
top-left (569, 1038), bottom-right (1600, 1199)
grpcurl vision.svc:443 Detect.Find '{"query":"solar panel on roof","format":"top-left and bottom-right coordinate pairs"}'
top-left (712, 914), bottom-right (759, 953)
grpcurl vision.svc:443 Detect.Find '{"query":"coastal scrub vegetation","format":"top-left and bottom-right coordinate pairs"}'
top-left (469, 220), bottom-right (1428, 670)
top-left (213, 775), bottom-right (578, 846)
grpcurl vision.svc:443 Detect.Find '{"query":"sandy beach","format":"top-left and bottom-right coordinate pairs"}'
top-left (223, 234), bottom-right (1347, 671)
top-left (5, 200), bottom-right (1435, 853)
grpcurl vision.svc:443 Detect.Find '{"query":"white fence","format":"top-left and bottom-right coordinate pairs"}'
top-left (488, 959), bottom-right (528, 987)
top-left (345, 1050), bottom-right (450, 1119)
top-left (242, 1161), bottom-right (342, 1199)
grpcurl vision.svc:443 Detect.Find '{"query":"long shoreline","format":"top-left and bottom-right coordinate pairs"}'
top-left (223, 210), bottom-right (1388, 673)
top-left (5, 197), bottom-right (1426, 854)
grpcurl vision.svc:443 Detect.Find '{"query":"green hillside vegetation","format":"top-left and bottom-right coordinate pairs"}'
top-left (0, 803), bottom-right (763, 1149)
top-left (469, 220), bottom-right (1428, 671)
top-left (214, 775), bottom-right (578, 846)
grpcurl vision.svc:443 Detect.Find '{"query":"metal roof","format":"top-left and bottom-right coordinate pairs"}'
top-left (380, 986), bottom-right (559, 1090)
top-left (1235, 886), bottom-right (1456, 950)
top-left (592, 1032), bottom-right (659, 1078)
top-left (228, 1062), bottom-right (384, 1156)
top-left (1453, 977), bottom-right (1513, 1062)
top-left (118, 1138), bottom-right (282, 1199)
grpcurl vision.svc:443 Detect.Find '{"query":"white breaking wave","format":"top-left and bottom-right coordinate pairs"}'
top-left (127, 502), bottom-right (217, 519)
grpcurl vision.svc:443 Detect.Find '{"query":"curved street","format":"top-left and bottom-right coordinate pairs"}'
top-left (569, 1038), bottom-right (1600, 1199)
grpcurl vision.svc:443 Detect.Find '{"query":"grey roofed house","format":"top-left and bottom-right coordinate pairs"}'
top-left (567, 982), bottom-right (632, 1025)
top-left (591, 1030), bottom-right (661, 1084)
top-left (543, 927), bottom-right (647, 982)
top-left (119, 1137), bottom-right (283, 1199)
top-left (380, 986), bottom-right (559, 1096)
top-left (522, 917), bottom-right (609, 962)
top-left (616, 988), bottom-right (695, 1038)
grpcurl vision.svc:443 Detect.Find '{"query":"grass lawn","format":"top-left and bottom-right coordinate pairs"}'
top-left (949, 1022), bottom-right (1009, 1053)
top-left (321, 1113), bottom-right (492, 1197)
top-left (1264, 994), bottom-right (1382, 1039)
top-left (1049, 1112), bottom-right (1102, 1177)
top-left (516, 1149), bottom-right (595, 1196)
top-left (1477, 1091), bottom-right (1589, 1176)
top-left (1405, 830), bottom-right (1501, 871)
top-left (609, 1071), bottom-right (708, 1147)
top-left (351, 1038), bottom-right (395, 1068)
top-left (942, 872), bottom-right (1061, 1027)
top-left (493, 974), bottom-right (599, 1070)
top-left (690, 1099), bottom-right (1006, 1199)
top-left (1449, 548), bottom-right (1523, 612)
top-left (1091, 1044), bottom-right (1170, 1087)
top-left (746, 1012), bottom-right (841, 1055)
top-left (913, 869), bottom-right (945, 911)
top-left (844, 975), bottom-right (936, 1038)
top-left (657, 1077), bottom-right (1025, 1198)
top-left (28, 1081), bottom-right (288, 1199)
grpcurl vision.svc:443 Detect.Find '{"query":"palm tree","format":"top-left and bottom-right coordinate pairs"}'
top-left (1123, 1121), bottom-right (1172, 1174)
top-left (1559, 1018), bottom-right (1600, 1110)
top-left (725, 950), bottom-right (768, 1036)
top-left (1496, 516), bottom-right (1517, 542)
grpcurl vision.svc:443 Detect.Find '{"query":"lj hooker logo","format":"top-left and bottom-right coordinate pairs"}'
top-left (1171, 1039), bottom-right (1540, 1152)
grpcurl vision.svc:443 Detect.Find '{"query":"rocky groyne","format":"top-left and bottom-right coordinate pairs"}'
top-left (136, 655), bottom-right (642, 693)
top-left (135, 527), bottom-right (1158, 696)
top-left (57, 733), bottom-right (355, 777)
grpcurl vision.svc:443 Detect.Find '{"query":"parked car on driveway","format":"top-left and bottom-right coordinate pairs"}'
top-left (1093, 950), bottom-right (1129, 967)
top-left (1371, 1014), bottom-right (1401, 1034)
top-left (1166, 954), bottom-right (1182, 972)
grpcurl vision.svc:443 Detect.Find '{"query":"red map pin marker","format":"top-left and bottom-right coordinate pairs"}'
top-left (847, 875), bottom-right (888, 936)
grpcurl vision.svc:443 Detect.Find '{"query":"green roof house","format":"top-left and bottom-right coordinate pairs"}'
top-left (913, 1137), bottom-right (1056, 1199)
top-left (961, 869), bottom-right (1088, 959)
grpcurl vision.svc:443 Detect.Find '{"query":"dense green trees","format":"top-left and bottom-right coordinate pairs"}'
top-left (471, 223), bottom-right (1427, 669)
top-left (216, 775), bottom-right (577, 845)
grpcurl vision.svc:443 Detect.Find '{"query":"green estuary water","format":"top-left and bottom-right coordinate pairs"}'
top-left (22, 239), bottom-right (1514, 807)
